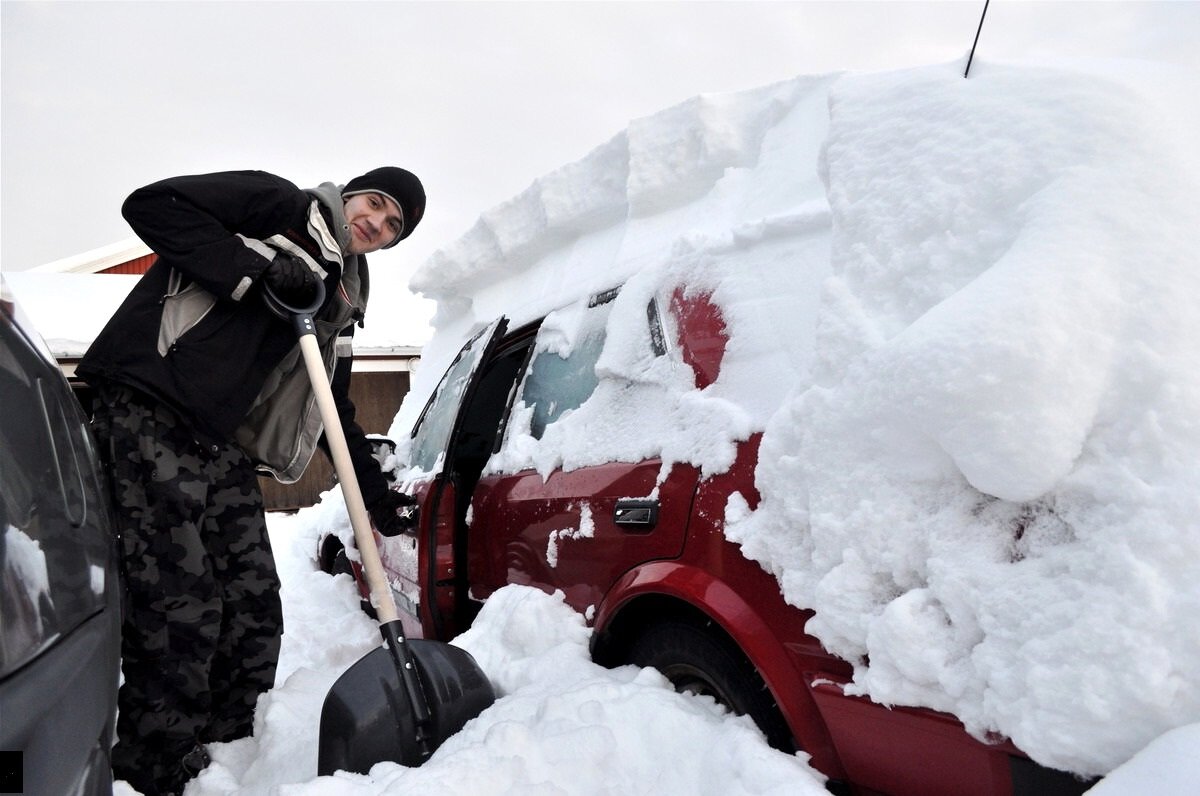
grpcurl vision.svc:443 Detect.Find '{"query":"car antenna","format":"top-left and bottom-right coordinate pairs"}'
top-left (964, 0), bottom-right (991, 78)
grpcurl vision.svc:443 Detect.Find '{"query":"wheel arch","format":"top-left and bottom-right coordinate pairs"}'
top-left (592, 589), bottom-right (723, 667)
top-left (590, 561), bottom-right (846, 779)
top-left (590, 561), bottom-right (792, 682)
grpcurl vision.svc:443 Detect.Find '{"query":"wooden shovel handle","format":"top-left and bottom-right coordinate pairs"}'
top-left (297, 332), bottom-right (400, 624)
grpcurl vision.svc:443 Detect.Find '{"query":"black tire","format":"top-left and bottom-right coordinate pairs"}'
top-left (330, 548), bottom-right (355, 579)
top-left (628, 620), bottom-right (795, 752)
top-left (319, 535), bottom-right (356, 579)
top-left (318, 534), bottom-right (344, 575)
top-left (318, 536), bottom-right (376, 619)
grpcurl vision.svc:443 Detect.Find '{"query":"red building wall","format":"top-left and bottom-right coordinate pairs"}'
top-left (99, 253), bottom-right (157, 274)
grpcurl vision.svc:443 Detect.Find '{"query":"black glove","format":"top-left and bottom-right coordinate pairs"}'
top-left (367, 490), bottom-right (419, 537)
top-left (264, 253), bottom-right (319, 305)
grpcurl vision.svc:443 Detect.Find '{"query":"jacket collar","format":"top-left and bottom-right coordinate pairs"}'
top-left (305, 182), bottom-right (368, 314)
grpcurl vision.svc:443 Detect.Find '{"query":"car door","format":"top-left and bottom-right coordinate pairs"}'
top-left (378, 318), bottom-right (508, 639)
top-left (465, 287), bottom-right (700, 618)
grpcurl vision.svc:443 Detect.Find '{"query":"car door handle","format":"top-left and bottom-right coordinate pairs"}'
top-left (614, 499), bottom-right (659, 530)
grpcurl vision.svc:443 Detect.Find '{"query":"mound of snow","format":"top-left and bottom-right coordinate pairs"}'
top-left (727, 62), bottom-right (1200, 776)
top-left (405, 58), bottom-right (1199, 778)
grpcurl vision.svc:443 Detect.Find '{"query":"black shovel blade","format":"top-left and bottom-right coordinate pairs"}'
top-left (317, 639), bottom-right (496, 775)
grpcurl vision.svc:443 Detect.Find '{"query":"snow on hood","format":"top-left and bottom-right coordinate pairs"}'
top-left (403, 58), bottom-right (1200, 777)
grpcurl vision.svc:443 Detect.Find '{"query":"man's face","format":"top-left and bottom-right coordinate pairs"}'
top-left (343, 192), bottom-right (404, 254)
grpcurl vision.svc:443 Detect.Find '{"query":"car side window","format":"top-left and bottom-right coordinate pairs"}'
top-left (1, 318), bottom-right (108, 675)
top-left (37, 380), bottom-right (89, 527)
top-left (408, 319), bottom-right (505, 474)
top-left (516, 291), bottom-right (618, 441)
top-left (515, 287), bottom-right (668, 442)
top-left (522, 324), bottom-right (605, 440)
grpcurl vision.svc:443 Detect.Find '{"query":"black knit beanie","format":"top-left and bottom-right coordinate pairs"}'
top-left (342, 166), bottom-right (426, 247)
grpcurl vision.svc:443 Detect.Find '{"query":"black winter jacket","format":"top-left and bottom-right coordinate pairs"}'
top-left (78, 170), bottom-right (389, 505)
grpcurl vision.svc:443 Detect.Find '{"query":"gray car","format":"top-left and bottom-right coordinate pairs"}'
top-left (1, 276), bottom-right (121, 796)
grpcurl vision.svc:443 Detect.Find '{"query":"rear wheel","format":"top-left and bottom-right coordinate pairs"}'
top-left (627, 620), bottom-right (794, 752)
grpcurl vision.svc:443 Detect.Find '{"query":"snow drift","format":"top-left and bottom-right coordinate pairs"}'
top-left (404, 59), bottom-right (1200, 777)
top-left (730, 61), bottom-right (1200, 777)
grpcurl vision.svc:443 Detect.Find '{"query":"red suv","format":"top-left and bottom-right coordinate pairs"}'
top-left (323, 281), bottom-right (1092, 796)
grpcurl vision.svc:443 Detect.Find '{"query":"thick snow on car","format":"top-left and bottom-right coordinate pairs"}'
top-left (332, 283), bottom-right (1086, 795)
top-left (324, 61), bottom-right (1198, 794)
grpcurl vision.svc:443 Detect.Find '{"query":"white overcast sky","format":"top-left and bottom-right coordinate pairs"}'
top-left (3, 1), bottom-right (1197, 284)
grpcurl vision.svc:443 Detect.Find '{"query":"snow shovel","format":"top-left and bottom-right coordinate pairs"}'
top-left (262, 281), bottom-right (495, 775)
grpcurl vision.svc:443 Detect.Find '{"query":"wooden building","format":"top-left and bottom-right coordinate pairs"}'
top-left (35, 239), bottom-right (421, 511)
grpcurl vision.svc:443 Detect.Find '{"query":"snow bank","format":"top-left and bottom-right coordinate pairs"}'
top-left (405, 59), bottom-right (1200, 777)
top-left (1085, 722), bottom-right (1200, 795)
top-left (364, 586), bottom-right (827, 796)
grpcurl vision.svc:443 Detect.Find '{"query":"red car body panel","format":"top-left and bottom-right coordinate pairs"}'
top-left (467, 459), bottom-right (699, 610)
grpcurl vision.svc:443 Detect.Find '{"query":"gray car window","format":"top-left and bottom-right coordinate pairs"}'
top-left (523, 328), bottom-right (606, 440)
top-left (409, 320), bottom-right (505, 474)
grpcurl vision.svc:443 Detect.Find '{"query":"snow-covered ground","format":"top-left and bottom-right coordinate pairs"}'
top-left (139, 510), bottom-right (831, 796)
top-left (12, 54), bottom-right (1197, 795)
top-left (109, 503), bottom-right (1197, 796)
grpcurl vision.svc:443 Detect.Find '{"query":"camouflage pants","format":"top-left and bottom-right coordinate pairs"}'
top-left (91, 384), bottom-right (282, 796)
